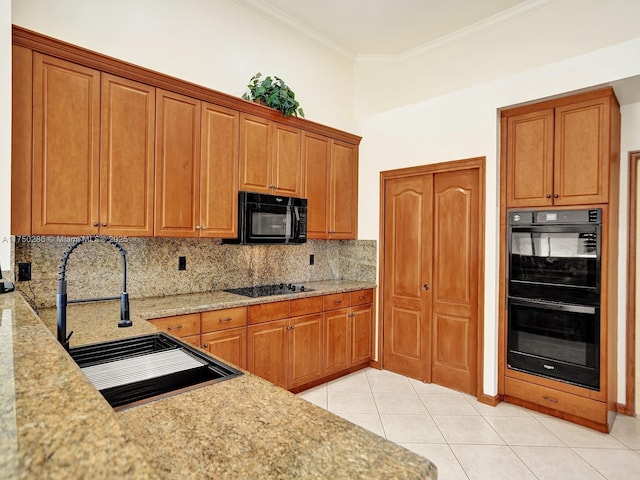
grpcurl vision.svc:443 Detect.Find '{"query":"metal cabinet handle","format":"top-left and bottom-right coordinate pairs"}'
top-left (543, 395), bottom-right (558, 403)
top-left (554, 194), bottom-right (559, 198)
top-left (195, 225), bottom-right (201, 230)
top-left (201, 225), bottom-right (206, 230)
top-left (358, 295), bottom-right (367, 300)
top-left (423, 284), bottom-right (429, 291)
top-left (93, 222), bottom-right (99, 227)
top-left (203, 343), bottom-right (209, 348)
top-left (167, 325), bottom-right (183, 331)
top-left (102, 223), bottom-right (107, 227)
top-left (219, 317), bottom-right (232, 323)
top-left (334, 299), bottom-right (343, 304)
top-left (546, 194), bottom-right (551, 198)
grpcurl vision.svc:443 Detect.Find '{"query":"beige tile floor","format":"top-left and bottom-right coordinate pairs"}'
top-left (297, 368), bottom-right (640, 479)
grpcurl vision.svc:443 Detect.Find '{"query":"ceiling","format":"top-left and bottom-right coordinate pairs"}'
top-left (235, 0), bottom-right (532, 58)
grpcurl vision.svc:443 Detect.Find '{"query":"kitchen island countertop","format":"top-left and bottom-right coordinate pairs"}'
top-left (2, 282), bottom-right (437, 479)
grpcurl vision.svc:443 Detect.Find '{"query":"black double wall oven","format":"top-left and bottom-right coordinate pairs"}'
top-left (507, 209), bottom-right (601, 390)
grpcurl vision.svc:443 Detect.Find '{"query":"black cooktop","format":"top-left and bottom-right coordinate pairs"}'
top-left (225, 283), bottom-right (314, 298)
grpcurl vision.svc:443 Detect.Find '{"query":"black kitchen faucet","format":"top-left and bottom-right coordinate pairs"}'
top-left (56, 235), bottom-right (132, 350)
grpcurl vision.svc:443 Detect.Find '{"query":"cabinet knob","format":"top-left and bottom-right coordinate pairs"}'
top-left (203, 343), bottom-right (208, 348)
top-left (195, 225), bottom-right (201, 230)
top-left (546, 194), bottom-right (551, 199)
top-left (423, 283), bottom-right (430, 291)
top-left (201, 225), bottom-right (206, 230)
top-left (102, 223), bottom-right (107, 227)
top-left (554, 193), bottom-right (559, 198)
top-left (93, 222), bottom-right (99, 227)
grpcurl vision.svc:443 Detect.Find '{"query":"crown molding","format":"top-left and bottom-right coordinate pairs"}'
top-left (233, 0), bottom-right (356, 60)
top-left (358, 0), bottom-right (559, 63)
top-left (234, 0), bottom-right (558, 65)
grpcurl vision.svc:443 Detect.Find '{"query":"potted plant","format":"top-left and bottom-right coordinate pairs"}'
top-left (242, 72), bottom-right (305, 118)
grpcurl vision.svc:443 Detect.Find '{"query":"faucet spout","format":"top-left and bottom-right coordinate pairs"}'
top-left (56, 235), bottom-right (132, 350)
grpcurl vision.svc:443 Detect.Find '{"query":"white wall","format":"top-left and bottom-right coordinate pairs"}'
top-left (619, 101), bottom-right (640, 400)
top-left (357, 38), bottom-right (640, 398)
top-left (11, 0), bottom-right (355, 131)
top-left (353, 0), bottom-right (640, 118)
top-left (0, 0), bottom-right (11, 273)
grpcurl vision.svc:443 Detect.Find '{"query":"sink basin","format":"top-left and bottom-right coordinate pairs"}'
top-left (69, 333), bottom-right (242, 410)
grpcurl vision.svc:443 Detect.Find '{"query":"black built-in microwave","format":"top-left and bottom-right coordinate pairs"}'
top-left (225, 191), bottom-right (307, 245)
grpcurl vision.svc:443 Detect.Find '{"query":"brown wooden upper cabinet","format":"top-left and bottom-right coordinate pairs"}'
top-left (239, 113), bottom-right (302, 197)
top-left (303, 133), bottom-right (358, 239)
top-left (155, 92), bottom-right (239, 238)
top-left (32, 54), bottom-right (156, 236)
top-left (14, 29), bottom-right (361, 239)
top-left (199, 103), bottom-right (239, 238)
top-left (504, 89), bottom-right (618, 208)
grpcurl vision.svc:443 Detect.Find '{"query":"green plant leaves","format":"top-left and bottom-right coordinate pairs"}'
top-left (242, 72), bottom-right (305, 117)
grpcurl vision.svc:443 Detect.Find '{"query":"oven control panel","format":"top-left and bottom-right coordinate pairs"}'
top-left (509, 209), bottom-right (601, 225)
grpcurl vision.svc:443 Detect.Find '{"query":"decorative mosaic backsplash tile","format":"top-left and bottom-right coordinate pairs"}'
top-left (13, 237), bottom-right (376, 309)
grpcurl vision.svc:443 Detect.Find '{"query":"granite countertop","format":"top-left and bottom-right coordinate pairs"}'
top-left (2, 281), bottom-right (437, 479)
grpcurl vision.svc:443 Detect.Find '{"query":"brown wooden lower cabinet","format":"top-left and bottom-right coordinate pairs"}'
top-left (288, 314), bottom-right (324, 388)
top-left (504, 376), bottom-right (608, 432)
top-left (202, 327), bottom-right (247, 370)
top-left (247, 313), bottom-right (324, 390)
top-left (148, 288), bottom-right (374, 391)
top-left (181, 334), bottom-right (202, 348)
top-left (247, 318), bottom-right (289, 388)
top-left (148, 313), bottom-right (200, 338)
top-left (324, 304), bottom-right (373, 376)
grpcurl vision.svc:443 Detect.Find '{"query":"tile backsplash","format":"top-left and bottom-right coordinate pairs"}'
top-left (13, 237), bottom-right (376, 309)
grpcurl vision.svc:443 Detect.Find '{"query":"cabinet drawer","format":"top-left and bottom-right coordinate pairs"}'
top-left (201, 307), bottom-right (247, 333)
top-left (323, 292), bottom-right (350, 311)
top-left (290, 296), bottom-right (323, 317)
top-left (504, 377), bottom-right (607, 423)
top-left (149, 313), bottom-right (200, 337)
top-left (248, 300), bottom-right (289, 325)
top-left (351, 289), bottom-right (373, 306)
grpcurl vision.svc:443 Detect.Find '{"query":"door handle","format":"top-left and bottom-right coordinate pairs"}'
top-left (423, 284), bottom-right (429, 291)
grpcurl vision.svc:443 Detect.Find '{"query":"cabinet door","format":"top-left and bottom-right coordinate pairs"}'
top-left (273, 123), bottom-right (302, 197)
top-left (247, 319), bottom-right (288, 388)
top-left (289, 314), bottom-right (323, 388)
top-left (303, 132), bottom-right (330, 239)
top-left (100, 74), bottom-right (155, 236)
top-left (351, 305), bottom-right (373, 365)
top-left (155, 89), bottom-right (201, 237)
top-left (329, 140), bottom-right (358, 239)
top-left (32, 53), bottom-right (101, 235)
top-left (505, 109), bottom-right (554, 208)
top-left (324, 308), bottom-right (350, 376)
top-left (554, 98), bottom-right (610, 205)
top-left (202, 327), bottom-right (247, 370)
top-left (200, 103), bottom-right (239, 238)
top-left (239, 113), bottom-right (272, 194)
top-left (11, 45), bottom-right (32, 235)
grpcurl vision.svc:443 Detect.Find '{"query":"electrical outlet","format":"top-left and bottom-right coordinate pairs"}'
top-left (18, 262), bottom-right (32, 281)
top-left (309, 254), bottom-right (315, 265)
top-left (178, 256), bottom-right (186, 271)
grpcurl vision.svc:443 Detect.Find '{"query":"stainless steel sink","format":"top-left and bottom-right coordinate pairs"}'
top-left (69, 333), bottom-right (242, 410)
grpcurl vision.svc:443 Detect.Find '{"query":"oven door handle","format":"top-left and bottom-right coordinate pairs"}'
top-left (509, 297), bottom-right (596, 315)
